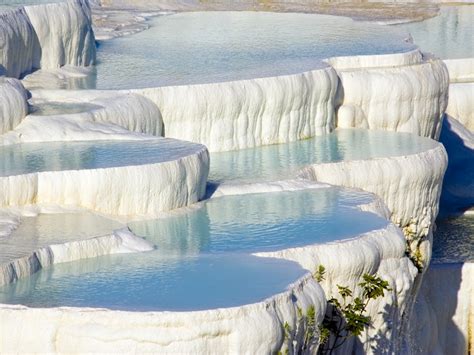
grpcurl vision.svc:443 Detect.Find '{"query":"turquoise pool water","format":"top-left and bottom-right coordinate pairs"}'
top-left (0, 189), bottom-right (388, 310)
top-left (0, 139), bottom-right (202, 177)
top-left (397, 6), bottom-right (474, 59)
top-left (0, 212), bottom-right (122, 264)
top-left (210, 129), bottom-right (438, 183)
top-left (92, 11), bottom-right (415, 89)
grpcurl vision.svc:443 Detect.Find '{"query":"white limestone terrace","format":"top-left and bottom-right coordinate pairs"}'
top-left (0, 0), bottom-right (96, 79)
top-left (0, 138), bottom-right (209, 216)
top-left (0, 78), bottom-right (28, 135)
top-left (0, 207), bottom-right (154, 286)
top-left (0, 187), bottom-right (419, 354)
top-left (0, 3), bottom-right (461, 354)
top-left (0, 90), bottom-right (164, 144)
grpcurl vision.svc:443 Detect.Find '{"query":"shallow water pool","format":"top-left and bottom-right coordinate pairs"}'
top-left (396, 6), bottom-right (474, 59)
top-left (0, 212), bottom-right (122, 264)
top-left (92, 11), bottom-right (415, 89)
top-left (0, 189), bottom-right (388, 310)
top-left (0, 139), bottom-right (202, 177)
top-left (210, 129), bottom-right (439, 183)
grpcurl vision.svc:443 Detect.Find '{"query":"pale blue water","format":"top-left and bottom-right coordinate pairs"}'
top-left (210, 129), bottom-right (439, 183)
top-left (0, 212), bottom-right (122, 263)
top-left (396, 6), bottom-right (474, 59)
top-left (0, 254), bottom-right (305, 311)
top-left (0, 139), bottom-right (202, 177)
top-left (128, 189), bottom-right (387, 254)
top-left (0, 189), bottom-right (388, 310)
top-left (92, 11), bottom-right (415, 89)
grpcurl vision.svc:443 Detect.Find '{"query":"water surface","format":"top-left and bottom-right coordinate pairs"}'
top-left (0, 139), bottom-right (202, 177)
top-left (93, 11), bottom-right (415, 89)
top-left (210, 129), bottom-right (438, 183)
top-left (432, 215), bottom-right (474, 264)
top-left (0, 189), bottom-right (388, 310)
top-left (0, 212), bottom-right (122, 264)
top-left (397, 6), bottom-right (474, 59)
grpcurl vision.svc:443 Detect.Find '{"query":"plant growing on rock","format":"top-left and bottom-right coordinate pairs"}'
top-left (315, 266), bottom-right (391, 355)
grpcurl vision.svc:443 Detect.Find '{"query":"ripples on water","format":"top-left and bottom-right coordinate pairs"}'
top-left (433, 215), bottom-right (474, 264)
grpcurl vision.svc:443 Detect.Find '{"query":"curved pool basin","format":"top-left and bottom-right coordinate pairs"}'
top-left (209, 129), bottom-right (439, 183)
top-left (0, 212), bottom-right (122, 264)
top-left (92, 11), bottom-right (415, 89)
top-left (0, 138), bottom-right (203, 177)
top-left (0, 188), bottom-right (387, 311)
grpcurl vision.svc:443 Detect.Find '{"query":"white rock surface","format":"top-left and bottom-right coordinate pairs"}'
top-left (0, 8), bottom-right (34, 78)
top-left (0, 78), bottom-right (29, 134)
top-left (444, 58), bottom-right (474, 83)
top-left (0, 139), bottom-right (209, 216)
top-left (0, 227), bottom-right (154, 286)
top-left (298, 144), bottom-right (448, 268)
top-left (410, 262), bottom-right (473, 355)
top-left (258, 223), bottom-right (418, 354)
top-left (446, 82), bottom-right (474, 131)
top-left (0, 90), bottom-right (163, 145)
top-left (132, 66), bottom-right (338, 152)
top-left (0, 0), bottom-right (95, 78)
top-left (0, 274), bottom-right (326, 354)
top-left (326, 49), bottom-right (423, 70)
top-left (335, 59), bottom-right (449, 139)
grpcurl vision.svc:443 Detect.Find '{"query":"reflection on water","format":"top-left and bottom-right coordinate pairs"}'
top-left (0, 212), bottom-right (122, 263)
top-left (129, 188), bottom-right (387, 255)
top-left (396, 6), bottom-right (474, 59)
top-left (92, 11), bottom-right (414, 89)
top-left (0, 189), bottom-right (387, 310)
top-left (0, 139), bottom-right (202, 177)
top-left (0, 254), bottom-right (305, 311)
top-left (210, 129), bottom-right (438, 183)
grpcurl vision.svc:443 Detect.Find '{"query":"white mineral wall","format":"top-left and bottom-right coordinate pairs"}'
top-left (444, 58), bottom-right (474, 83)
top-left (0, 228), bottom-right (154, 286)
top-left (0, 78), bottom-right (29, 134)
top-left (132, 66), bottom-right (338, 152)
top-left (0, 274), bottom-right (326, 353)
top-left (0, 145), bottom-right (209, 216)
top-left (410, 262), bottom-right (473, 355)
top-left (298, 144), bottom-right (448, 267)
top-left (0, 0), bottom-right (95, 79)
top-left (257, 224), bottom-right (418, 354)
top-left (326, 49), bottom-right (423, 70)
top-left (335, 59), bottom-right (449, 139)
top-left (0, 8), bottom-right (35, 78)
top-left (446, 82), bottom-right (474, 131)
top-left (24, 0), bottom-right (96, 70)
top-left (0, 90), bottom-right (163, 145)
